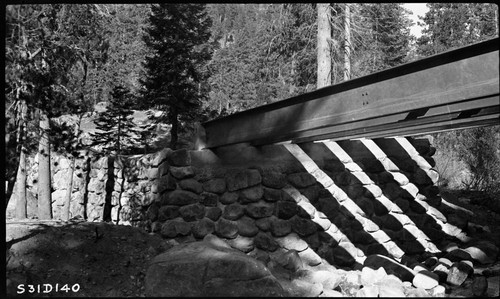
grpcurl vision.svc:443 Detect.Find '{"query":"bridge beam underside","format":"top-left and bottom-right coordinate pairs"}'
top-left (198, 38), bottom-right (499, 149)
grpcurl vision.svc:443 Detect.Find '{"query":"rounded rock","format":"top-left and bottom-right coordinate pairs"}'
top-left (412, 270), bottom-right (439, 290)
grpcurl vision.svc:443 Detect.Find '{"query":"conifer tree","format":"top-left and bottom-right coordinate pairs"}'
top-left (346, 3), bottom-right (413, 77)
top-left (141, 3), bottom-right (213, 149)
top-left (90, 86), bottom-right (141, 155)
top-left (416, 3), bottom-right (497, 57)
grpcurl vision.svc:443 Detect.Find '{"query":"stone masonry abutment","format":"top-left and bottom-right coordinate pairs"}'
top-left (8, 136), bottom-right (479, 269)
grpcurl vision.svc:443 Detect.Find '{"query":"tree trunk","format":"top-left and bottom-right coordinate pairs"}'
top-left (14, 147), bottom-right (27, 219)
top-left (114, 158), bottom-right (125, 225)
top-left (5, 126), bottom-right (16, 208)
top-left (6, 180), bottom-right (15, 210)
top-left (37, 111), bottom-right (52, 220)
top-left (117, 116), bottom-right (122, 155)
top-left (317, 3), bottom-right (332, 88)
top-left (12, 99), bottom-right (28, 216)
top-left (344, 3), bottom-right (351, 81)
top-left (495, 8), bottom-right (499, 36)
top-left (62, 114), bottom-right (83, 220)
top-left (170, 108), bottom-right (179, 150)
top-left (63, 156), bottom-right (75, 221)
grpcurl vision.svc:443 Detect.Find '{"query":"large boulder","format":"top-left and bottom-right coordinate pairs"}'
top-left (145, 237), bottom-right (285, 297)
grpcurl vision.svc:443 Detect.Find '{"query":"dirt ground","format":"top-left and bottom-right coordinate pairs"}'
top-left (5, 190), bottom-right (500, 297)
top-left (6, 220), bottom-right (175, 297)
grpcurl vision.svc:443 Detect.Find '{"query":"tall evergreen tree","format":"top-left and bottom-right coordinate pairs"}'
top-left (273, 4), bottom-right (317, 92)
top-left (416, 3), bottom-right (497, 57)
top-left (349, 3), bottom-right (413, 77)
top-left (206, 4), bottom-right (285, 114)
top-left (90, 86), bottom-right (141, 155)
top-left (141, 4), bottom-right (213, 149)
top-left (91, 4), bottom-right (151, 105)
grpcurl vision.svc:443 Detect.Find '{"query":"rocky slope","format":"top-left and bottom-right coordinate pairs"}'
top-left (6, 191), bottom-right (500, 297)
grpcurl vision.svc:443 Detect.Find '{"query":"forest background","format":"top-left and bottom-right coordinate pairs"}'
top-left (4, 3), bottom-right (499, 220)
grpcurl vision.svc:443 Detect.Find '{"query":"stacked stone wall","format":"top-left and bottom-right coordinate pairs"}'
top-left (8, 136), bottom-right (475, 266)
top-left (87, 155), bottom-right (108, 221)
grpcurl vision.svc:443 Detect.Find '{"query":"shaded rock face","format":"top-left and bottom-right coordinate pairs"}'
top-left (145, 238), bottom-right (285, 297)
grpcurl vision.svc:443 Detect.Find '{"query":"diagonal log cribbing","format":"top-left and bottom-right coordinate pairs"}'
top-left (197, 38), bottom-right (499, 149)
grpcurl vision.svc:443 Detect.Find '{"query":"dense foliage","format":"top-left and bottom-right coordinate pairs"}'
top-left (350, 3), bottom-right (413, 76)
top-left (203, 3), bottom-right (414, 115)
top-left (93, 4), bottom-right (151, 104)
top-left (417, 3), bottom-right (497, 56)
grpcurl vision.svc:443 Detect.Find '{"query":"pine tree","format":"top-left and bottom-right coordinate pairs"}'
top-left (349, 3), bottom-right (413, 77)
top-left (90, 86), bottom-right (141, 155)
top-left (417, 3), bottom-right (497, 57)
top-left (91, 4), bottom-right (151, 105)
top-left (206, 4), bottom-right (277, 114)
top-left (274, 4), bottom-right (317, 92)
top-left (141, 4), bottom-right (213, 149)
